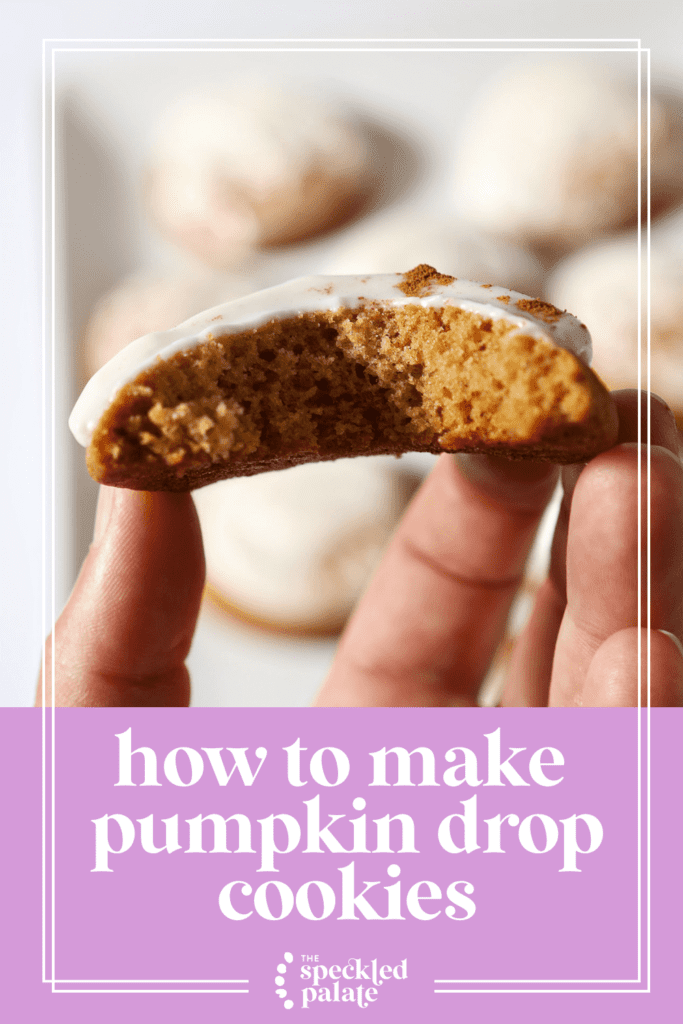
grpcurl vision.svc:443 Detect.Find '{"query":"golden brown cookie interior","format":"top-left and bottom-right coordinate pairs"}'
top-left (86, 303), bottom-right (617, 491)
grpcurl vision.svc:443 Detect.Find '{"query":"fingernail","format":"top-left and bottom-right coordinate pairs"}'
top-left (93, 486), bottom-right (116, 544)
top-left (456, 453), bottom-right (559, 513)
top-left (657, 630), bottom-right (683, 661)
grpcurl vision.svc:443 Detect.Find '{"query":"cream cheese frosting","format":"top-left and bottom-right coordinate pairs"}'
top-left (69, 272), bottom-right (592, 448)
top-left (82, 269), bottom-right (260, 378)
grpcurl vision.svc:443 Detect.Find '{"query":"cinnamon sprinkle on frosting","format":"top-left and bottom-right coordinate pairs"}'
top-left (396, 264), bottom-right (456, 297)
top-left (516, 298), bottom-right (564, 322)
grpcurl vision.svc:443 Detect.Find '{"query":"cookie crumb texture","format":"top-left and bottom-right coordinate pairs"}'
top-left (87, 305), bottom-right (616, 491)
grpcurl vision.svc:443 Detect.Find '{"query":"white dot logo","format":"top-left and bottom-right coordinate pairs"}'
top-left (275, 951), bottom-right (294, 1010)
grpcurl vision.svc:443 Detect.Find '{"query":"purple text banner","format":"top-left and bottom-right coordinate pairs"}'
top-left (2, 707), bottom-right (681, 1022)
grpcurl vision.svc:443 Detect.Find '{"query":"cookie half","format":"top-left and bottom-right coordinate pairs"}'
top-left (69, 266), bottom-right (618, 491)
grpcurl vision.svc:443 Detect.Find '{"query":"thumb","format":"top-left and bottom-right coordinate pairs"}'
top-left (39, 487), bottom-right (205, 706)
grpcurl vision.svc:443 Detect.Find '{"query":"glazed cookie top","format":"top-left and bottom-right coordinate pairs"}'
top-left (451, 63), bottom-right (683, 247)
top-left (69, 267), bottom-right (592, 447)
top-left (150, 84), bottom-right (369, 202)
top-left (145, 83), bottom-right (372, 256)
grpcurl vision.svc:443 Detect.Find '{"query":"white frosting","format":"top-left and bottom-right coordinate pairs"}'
top-left (194, 457), bottom-right (415, 627)
top-left (83, 270), bottom-right (259, 376)
top-left (69, 272), bottom-right (592, 447)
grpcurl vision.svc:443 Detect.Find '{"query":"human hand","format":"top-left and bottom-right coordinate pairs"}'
top-left (315, 390), bottom-right (683, 707)
top-left (39, 490), bottom-right (205, 706)
top-left (40, 389), bottom-right (683, 707)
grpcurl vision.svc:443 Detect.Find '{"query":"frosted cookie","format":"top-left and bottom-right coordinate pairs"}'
top-left (195, 458), bottom-right (419, 635)
top-left (69, 265), bottom-right (618, 491)
top-left (548, 235), bottom-right (683, 424)
top-left (452, 63), bottom-right (683, 252)
top-left (82, 270), bottom-right (258, 377)
top-left (145, 84), bottom-right (372, 267)
top-left (323, 210), bottom-right (544, 295)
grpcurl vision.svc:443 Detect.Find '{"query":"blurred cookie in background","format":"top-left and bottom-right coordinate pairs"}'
top-left (193, 457), bottom-right (421, 636)
top-left (548, 230), bottom-right (683, 425)
top-left (145, 82), bottom-right (375, 268)
top-left (322, 208), bottom-right (544, 295)
top-left (452, 62), bottom-right (683, 257)
top-left (82, 268), bottom-right (259, 378)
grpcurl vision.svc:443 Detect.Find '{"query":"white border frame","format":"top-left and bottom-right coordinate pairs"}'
top-left (41, 35), bottom-right (651, 998)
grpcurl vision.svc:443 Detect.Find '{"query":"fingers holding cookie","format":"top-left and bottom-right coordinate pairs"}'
top-left (315, 452), bottom-right (558, 707)
top-left (39, 489), bottom-right (205, 707)
top-left (502, 390), bottom-right (683, 708)
top-left (548, 438), bottom-right (683, 706)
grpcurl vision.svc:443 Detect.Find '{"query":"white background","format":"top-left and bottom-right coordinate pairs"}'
top-left (2, 1), bottom-right (682, 706)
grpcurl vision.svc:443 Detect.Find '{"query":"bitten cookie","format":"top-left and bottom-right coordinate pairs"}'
top-left (82, 270), bottom-right (258, 378)
top-left (69, 266), bottom-right (618, 490)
